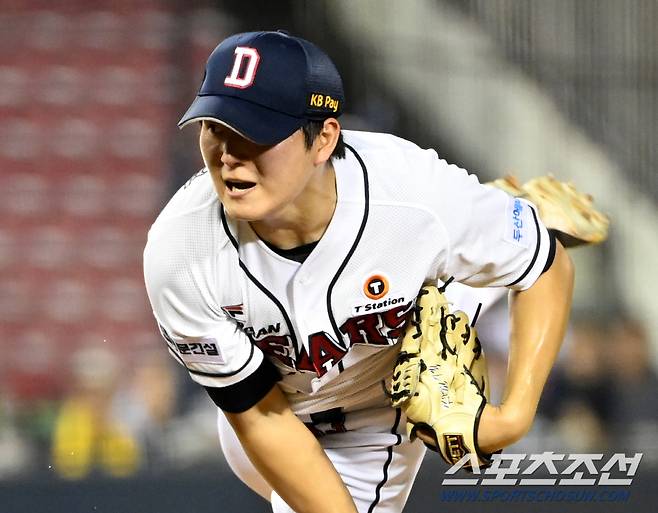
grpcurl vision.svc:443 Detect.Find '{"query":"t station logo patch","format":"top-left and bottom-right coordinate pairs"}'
top-left (363, 274), bottom-right (389, 300)
top-left (353, 274), bottom-right (405, 317)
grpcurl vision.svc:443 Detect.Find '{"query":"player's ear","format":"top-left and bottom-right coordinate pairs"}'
top-left (313, 118), bottom-right (340, 165)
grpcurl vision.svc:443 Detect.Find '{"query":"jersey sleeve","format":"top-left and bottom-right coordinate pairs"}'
top-left (143, 225), bottom-right (277, 402)
top-left (428, 156), bottom-right (553, 290)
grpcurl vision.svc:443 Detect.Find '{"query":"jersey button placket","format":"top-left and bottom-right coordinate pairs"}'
top-left (292, 275), bottom-right (309, 341)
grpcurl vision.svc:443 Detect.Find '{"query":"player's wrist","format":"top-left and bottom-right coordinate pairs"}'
top-left (477, 403), bottom-right (533, 453)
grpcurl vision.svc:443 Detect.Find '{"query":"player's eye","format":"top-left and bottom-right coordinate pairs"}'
top-left (203, 121), bottom-right (219, 134)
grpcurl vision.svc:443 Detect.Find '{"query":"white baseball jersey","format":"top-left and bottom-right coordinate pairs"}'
top-left (143, 130), bottom-right (553, 416)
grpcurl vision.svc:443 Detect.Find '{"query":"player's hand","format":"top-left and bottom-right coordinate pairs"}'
top-left (477, 403), bottom-right (533, 454)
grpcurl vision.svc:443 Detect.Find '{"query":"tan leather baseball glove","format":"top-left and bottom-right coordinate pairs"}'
top-left (487, 174), bottom-right (609, 247)
top-left (387, 285), bottom-right (493, 470)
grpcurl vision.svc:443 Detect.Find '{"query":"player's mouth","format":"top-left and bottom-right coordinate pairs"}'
top-left (224, 179), bottom-right (257, 197)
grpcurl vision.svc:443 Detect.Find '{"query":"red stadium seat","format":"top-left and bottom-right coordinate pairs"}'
top-left (0, 66), bottom-right (29, 107)
top-left (25, 225), bottom-right (76, 270)
top-left (41, 278), bottom-right (93, 324)
top-left (2, 5), bottom-right (173, 408)
top-left (0, 174), bottom-right (51, 217)
top-left (59, 174), bottom-right (108, 217)
top-left (38, 66), bottom-right (85, 106)
top-left (113, 173), bottom-right (161, 218)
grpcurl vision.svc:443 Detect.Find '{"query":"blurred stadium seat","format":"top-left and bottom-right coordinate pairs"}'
top-left (49, 119), bottom-right (100, 160)
top-left (25, 226), bottom-right (76, 269)
top-left (59, 175), bottom-right (108, 217)
top-left (0, 67), bottom-right (29, 107)
top-left (0, 121), bottom-right (43, 161)
top-left (0, 3), bottom-right (171, 435)
top-left (38, 66), bottom-right (84, 106)
top-left (1, 174), bottom-right (51, 216)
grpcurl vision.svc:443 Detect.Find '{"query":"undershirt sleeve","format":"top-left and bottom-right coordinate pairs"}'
top-left (204, 356), bottom-right (282, 413)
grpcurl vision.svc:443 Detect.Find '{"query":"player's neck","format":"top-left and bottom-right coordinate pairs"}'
top-left (250, 163), bottom-right (337, 249)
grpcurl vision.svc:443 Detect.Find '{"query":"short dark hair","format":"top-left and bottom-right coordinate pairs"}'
top-left (301, 120), bottom-right (346, 160)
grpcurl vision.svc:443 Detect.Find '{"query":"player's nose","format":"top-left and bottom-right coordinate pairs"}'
top-left (219, 142), bottom-right (243, 168)
top-left (220, 151), bottom-right (238, 167)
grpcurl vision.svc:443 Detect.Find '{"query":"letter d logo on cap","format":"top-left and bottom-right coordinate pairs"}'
top-left (224, 47), bottom-right (260, 89)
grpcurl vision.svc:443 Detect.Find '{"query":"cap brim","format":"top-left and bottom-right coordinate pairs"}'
top-left (178, 95), bottom-right (305, 146)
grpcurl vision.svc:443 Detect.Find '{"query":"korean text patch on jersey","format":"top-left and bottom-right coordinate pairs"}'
top-left (172, 337), bottom-right (226, 365)
top-left (504, 196), bottom-right (532, 248)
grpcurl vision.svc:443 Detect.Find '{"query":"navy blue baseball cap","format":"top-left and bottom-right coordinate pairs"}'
top-left (178, 30), bottom-right (344, 145)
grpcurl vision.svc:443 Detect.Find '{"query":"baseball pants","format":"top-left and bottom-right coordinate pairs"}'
top-left (216, 405), bottom-right (426, 513)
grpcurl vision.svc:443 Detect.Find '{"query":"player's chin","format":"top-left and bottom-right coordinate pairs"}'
top-left (221, 196), bottom-right (270, 222)
top-left (218, 188), bottom-right (257, 219)
top-left (222, 202), bottom-right (261, 221)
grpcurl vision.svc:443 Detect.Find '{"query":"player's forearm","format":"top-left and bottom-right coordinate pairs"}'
top-left (503, 242), bottom-right (574, 418)
top-left (480, 242), bottom-right (574, 451)
top-left (225, 386), bottom-right (358, 513)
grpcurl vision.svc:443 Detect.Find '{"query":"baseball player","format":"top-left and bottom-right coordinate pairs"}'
top-left (144, 31), bottom-right (577, 513)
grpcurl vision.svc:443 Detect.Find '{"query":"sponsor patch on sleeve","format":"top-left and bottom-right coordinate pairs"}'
top-left (504, 197), bottom-right (531, 248)
top-left (173, 337), bottom-right (226, 365)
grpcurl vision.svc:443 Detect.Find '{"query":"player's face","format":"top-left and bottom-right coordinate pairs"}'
top-left (199, 121), bottom-right (321, 222)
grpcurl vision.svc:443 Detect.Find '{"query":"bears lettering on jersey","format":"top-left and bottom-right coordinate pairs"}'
top-left (253, 334), bottom-right (296, 365)
top-left (245, 301), bottom-right (413, 377)
top-left (307, 332), bottom-right (347, 375)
